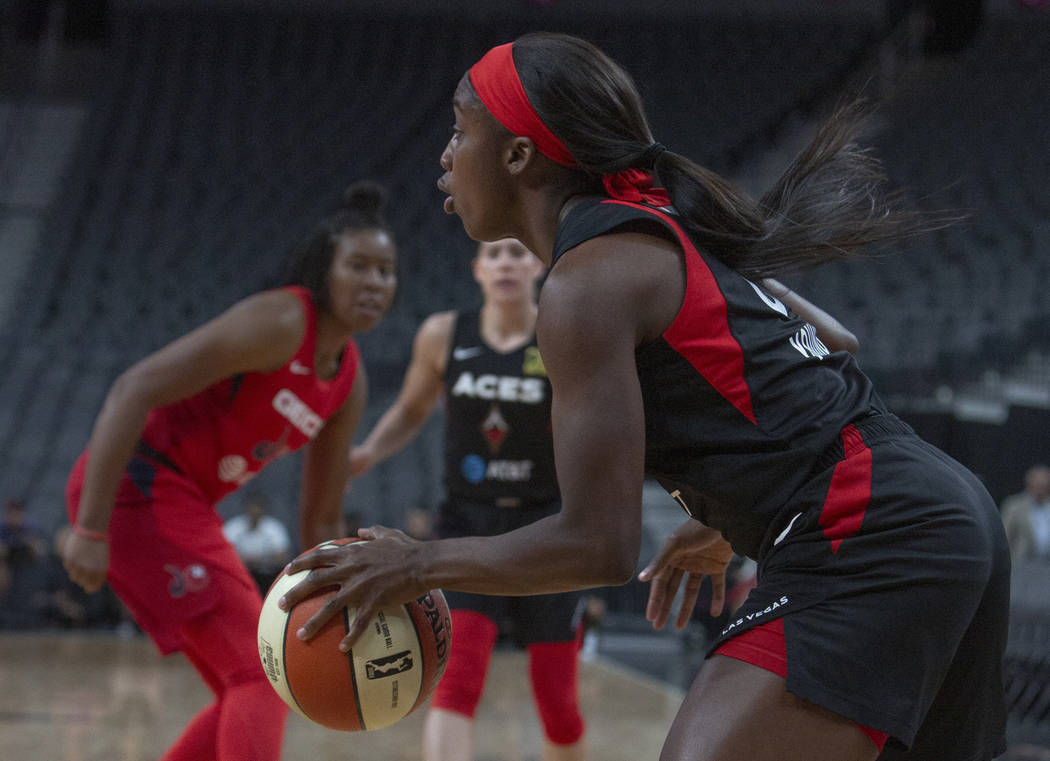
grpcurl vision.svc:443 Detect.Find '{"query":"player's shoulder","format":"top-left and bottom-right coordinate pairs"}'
top-left (418, 310), bottom-right (457, 341)
top-left (233, 289), bottom-right (308, 332)
top-left (411, 310), bottom-right (458, 371)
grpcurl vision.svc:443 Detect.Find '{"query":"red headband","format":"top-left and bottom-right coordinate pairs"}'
top-left (468, 42), bottom-right (671, 207)
top-left (469, 43), bottom-right (576, 167)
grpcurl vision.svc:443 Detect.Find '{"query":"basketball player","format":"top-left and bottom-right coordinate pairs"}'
top-left (282, 34), bottom-right (1009, 761)
top-left (61, 182), bottom-right (398, 761)
top-left (349, 237), bottom-right (587, 761)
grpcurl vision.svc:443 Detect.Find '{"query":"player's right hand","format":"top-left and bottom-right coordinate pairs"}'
top-left (60, 528), bottom-right (110, 594)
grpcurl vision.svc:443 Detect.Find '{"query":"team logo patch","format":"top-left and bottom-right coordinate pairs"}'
top-left (272, 388), bottom-right (323, 437)
top-left (481, 404), bottom-right (509, 453)
top-left (165, 563), bottom-right (210, 598)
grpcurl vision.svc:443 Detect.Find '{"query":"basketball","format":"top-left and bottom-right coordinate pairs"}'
top-left (257, 538), bottom-right (452, 731)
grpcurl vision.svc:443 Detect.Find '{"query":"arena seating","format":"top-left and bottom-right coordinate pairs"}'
top-left (3, 4), bottom-right (1050, 748)
top-left (0, 4), bottom-right (882, 530)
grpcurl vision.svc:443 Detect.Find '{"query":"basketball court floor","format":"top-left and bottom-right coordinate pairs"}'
top-left (0, 628), bottom-right (690, 761)
top-left (2, 625), bottom-right (1046, 761)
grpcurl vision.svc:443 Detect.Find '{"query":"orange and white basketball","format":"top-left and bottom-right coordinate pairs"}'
top-left (257, 538), bottom-right (451, 731)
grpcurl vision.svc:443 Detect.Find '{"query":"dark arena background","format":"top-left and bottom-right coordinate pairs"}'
top-left (1, 0), bottom-right (1049, 759)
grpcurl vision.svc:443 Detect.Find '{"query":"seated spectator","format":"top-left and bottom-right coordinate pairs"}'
top-left (1001, 464), bottom-right (1050, 563)
top-left (222, 493), bottom-right (292, 593)
top-left (0, 498), bottom-right (48, 628)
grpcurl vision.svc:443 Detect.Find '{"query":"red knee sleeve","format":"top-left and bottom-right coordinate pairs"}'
top-left (528, 641), bottom-right (585, 745)
top-left (430, 610), bottom-right (499, 718)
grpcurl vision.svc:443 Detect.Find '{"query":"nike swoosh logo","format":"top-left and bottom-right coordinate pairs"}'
top-left (452, 346), bottom-right (483, 360)
top-left (773, 512), bottom-right (803, 546)
top-left (289, 360), bottom-right (311, 375)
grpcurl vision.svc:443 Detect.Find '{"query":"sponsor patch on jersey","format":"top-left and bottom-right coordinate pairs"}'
top-left (459, 454), bottom-right (536, 484)
top-left (485, 460), bottom-right (534, 481)
top-left (218, 454), bottom-right (249, 483)
top-left (272, 388), bottom-right (323, 437)
top-left (461, 454), bottom-right (487, 484)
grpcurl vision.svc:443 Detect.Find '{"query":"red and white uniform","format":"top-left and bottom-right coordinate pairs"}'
top-left (66, 286), bottom-right (359, 654)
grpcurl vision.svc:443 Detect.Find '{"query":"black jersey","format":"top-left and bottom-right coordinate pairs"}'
top-left (551, 198), bottom-right (883, 559)
top-left (442, 309), bottom-right (559, 506)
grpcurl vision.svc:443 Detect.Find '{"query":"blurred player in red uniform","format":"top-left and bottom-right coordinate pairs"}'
top-left (61, 182), bottom-right (397, 761)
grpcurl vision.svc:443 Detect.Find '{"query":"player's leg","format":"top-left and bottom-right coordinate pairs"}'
top-left (661, 653), bottom-right (881, 761)
top-left (528, 639), bottom-right (587, 761)
top-left (520, 591), bottom-right (587, 761)
top-left (158, 646), bottom-right (224, 761)
top-left (423, 608), bottom-right (500, 761)
top-left (169, 572), bottom-right (288, 761)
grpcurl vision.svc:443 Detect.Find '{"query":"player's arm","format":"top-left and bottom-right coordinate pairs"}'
top-left (424, 243), bottom-right (650, 592)
top-left (281, 235), bottom-right (667, 646)
top-left (299, 367), bottom-right (368, 549)
top-left (348, 312), bottom-right (453, 476)
top-left (760, 278), bottom-right (859, 355)
top-left (64, 290), bottom-right (306, 593)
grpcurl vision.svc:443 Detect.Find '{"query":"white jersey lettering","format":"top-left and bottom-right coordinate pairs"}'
top-left (272, 389), bottom-right (323, 437)
top-left (450, 372), bottom-right (545, 403)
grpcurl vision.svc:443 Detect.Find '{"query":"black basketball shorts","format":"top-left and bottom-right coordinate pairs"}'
top-left (437, 497), bottom-right (584, 646)
top-left (707, 414), bottom-right (1010, 760)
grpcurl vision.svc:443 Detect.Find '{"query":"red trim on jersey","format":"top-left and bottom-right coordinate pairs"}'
top-left (715, 618), bottom-right (889, 751)
top-left (818, 423), bottom-right (873, 553)
top-left (602, 200), bottom-right (756, 424)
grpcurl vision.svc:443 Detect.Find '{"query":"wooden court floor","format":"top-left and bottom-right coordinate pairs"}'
top-left (0, 631), bottom-right (685, 761)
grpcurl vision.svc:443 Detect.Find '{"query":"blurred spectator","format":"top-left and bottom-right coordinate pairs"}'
top-left (0, 498), bottom-right (48, 628)
top-left (1001, 464), bottom-right (1050, 563)
top-left (222, 493), bottom-right (291, 593)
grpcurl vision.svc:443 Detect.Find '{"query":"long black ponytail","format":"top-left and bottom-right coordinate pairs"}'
top-left (510, 32), bottom-right (939, 280)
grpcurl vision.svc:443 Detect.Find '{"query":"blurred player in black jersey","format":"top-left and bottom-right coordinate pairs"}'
top-left (349, 238), bottom-right (587, 761)
top-left (285, 33), bottom-right (1009, 761)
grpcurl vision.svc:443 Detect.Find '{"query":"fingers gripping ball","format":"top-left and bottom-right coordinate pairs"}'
top-left (257, 538), bottom-right (452, 731)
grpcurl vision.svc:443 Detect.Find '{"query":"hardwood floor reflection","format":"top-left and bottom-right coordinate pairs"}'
top-left (0, 632), bottom-right (684, 761)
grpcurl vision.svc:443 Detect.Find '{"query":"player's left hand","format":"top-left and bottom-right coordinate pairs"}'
top-left (278, 525), bottom-right (427, 651)
top-left (638, 519), bottom-right (735, 631)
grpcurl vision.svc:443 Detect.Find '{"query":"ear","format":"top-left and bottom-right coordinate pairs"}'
top-left (505, 136), bottom-right (538, 176)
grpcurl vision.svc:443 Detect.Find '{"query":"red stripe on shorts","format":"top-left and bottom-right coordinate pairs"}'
top-left (715, 619), bottom-right (890, 751)
top-left (817, 423), bottom-right (873, 553)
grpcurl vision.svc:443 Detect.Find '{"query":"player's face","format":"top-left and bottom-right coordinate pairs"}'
top-left (473, 239), bottom-right (544, 305)
top-left (438, 77), bottom-right (515, 242)
top-left (326, 229), bottom-right (397, 332)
